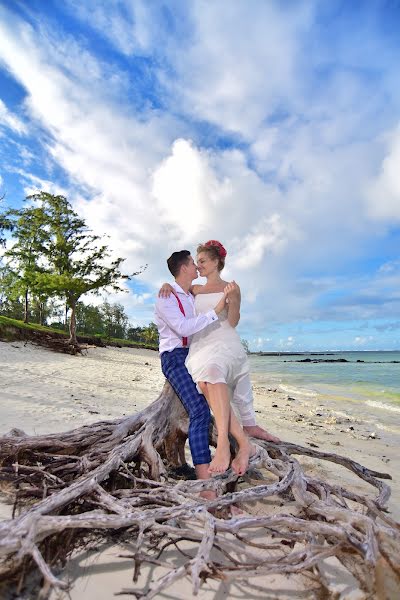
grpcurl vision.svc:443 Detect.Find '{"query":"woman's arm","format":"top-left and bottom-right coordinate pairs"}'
top-left (190, 284), bottom-right (203, 295)
top-left (225, 281), bottom-right (241, 327)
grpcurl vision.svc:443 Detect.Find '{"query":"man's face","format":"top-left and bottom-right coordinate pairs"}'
top-left (184, 255), bottom-right (199, 281)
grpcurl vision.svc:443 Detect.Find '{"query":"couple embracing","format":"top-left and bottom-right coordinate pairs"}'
top-left (154, 240), bottom-right (279, 495)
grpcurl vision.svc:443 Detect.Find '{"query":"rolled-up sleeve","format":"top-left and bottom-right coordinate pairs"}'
top-left (155, 296), bottom-right (218, 337)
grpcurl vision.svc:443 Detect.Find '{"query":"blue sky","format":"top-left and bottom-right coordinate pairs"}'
top-left (0, 0), bottom-right (399, 351)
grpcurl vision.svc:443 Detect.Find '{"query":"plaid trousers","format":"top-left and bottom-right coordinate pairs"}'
top-left (161, 347), bottom-right (212, 466)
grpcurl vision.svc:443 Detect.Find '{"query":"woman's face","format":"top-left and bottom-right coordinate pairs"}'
top-left (196, 251), bottom-right (219, 277)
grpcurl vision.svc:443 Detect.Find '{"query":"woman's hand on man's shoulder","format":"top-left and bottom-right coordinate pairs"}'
top-left (158, 283), bottom-right (175, 298)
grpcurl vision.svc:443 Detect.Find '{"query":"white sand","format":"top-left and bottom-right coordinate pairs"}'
top-left (1, 341), bottom-right (399, 599)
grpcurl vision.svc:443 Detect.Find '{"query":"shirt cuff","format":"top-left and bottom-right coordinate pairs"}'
top-left (208, 310), bottom-right (218, 322)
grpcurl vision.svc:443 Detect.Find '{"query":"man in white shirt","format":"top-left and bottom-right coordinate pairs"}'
top-left (154, 250), bottom-right (279, 486)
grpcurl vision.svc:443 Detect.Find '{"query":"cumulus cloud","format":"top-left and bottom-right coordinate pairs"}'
top-left (0, 2), bottom-right (399, 349)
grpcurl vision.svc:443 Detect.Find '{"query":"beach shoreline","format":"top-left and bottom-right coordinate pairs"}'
top-left (1, 341), bottom-right (399, 598)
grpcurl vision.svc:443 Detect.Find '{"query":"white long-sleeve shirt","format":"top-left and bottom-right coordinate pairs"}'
top-left (154, 282), bottom-right (218, 354)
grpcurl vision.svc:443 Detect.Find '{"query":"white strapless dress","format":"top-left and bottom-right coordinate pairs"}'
top-left (185, 292), bottom-right (250, 390)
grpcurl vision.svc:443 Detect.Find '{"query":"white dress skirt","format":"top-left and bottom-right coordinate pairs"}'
top-left (185, 292), bottom-right (251, 395)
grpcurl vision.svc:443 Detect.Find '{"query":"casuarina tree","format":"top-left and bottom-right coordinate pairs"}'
top-left (26, 192), bottom-right (142, 345)
top-left (2, 192), bottom-right (142, 343)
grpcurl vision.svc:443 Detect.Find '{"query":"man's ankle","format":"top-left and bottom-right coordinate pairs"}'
top-left (195, 463), bottom-right (212, 480)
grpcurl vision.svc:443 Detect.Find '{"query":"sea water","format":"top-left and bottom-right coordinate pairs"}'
top-left (249, 351), bottom-right (400, 437)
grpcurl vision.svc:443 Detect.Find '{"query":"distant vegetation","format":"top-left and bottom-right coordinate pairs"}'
top-left (0, 191), bottom-right (158, 347)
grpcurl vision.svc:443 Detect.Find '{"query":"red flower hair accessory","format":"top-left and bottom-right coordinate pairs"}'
top-left (205, 240), bottom-right (227, 258)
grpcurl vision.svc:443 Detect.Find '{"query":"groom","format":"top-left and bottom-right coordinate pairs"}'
top-left (154, 250), bottom-right (279, 484)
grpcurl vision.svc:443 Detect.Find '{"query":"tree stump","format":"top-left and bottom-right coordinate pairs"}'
top-left (0, 381), bottom-right (399, 598)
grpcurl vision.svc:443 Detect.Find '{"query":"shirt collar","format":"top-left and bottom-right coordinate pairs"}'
top-left (173, 282), bottom-right (192, 296)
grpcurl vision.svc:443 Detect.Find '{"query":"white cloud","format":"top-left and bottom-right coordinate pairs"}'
top-left (152, 138), bottom-right (227, 241)
top-left (0, 99), bottom-right (27, 135)
top-left (65, 0), bottom-right (155, 56)
top-left (354, 336), bottom-right (374, 346)
top-left (167, 2), bottom-right (314, 139)
top-left (366, 125), bottom-right (400, 222)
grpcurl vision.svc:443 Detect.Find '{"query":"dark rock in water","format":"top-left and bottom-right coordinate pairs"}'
top-left (356, 360), bottom-right (364, 362)
top-left (287, 396), bottom-right (296, 401)
top-left (296, 358), bottom-right (348, 363)
top-left (272, 404), bottom-right (278, 408)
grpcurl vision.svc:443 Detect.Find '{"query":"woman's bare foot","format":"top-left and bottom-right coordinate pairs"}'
top-left (208, 441), bottom-right (231, 474)
top-left (243, 425), bottom-right (281, 443)
top-left (231, 441), bottom-right (256, 476)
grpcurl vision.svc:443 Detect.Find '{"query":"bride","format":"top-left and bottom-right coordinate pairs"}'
top-left (186, 240), bottom-right (255, 475)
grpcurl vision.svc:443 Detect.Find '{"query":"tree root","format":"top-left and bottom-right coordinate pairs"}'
top-left (0, 381), bottom-right (399, 598)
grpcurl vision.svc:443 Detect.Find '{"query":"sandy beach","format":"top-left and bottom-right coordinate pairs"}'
top-left (1, 340), bottom-right (399, 599)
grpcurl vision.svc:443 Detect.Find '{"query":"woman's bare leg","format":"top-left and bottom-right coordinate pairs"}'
top-left (228, 409), bottom-right (256, 476)
top-left (199, 382), bottom-right (232, 473)
top-left (199, 381), bottom-right (255, 475)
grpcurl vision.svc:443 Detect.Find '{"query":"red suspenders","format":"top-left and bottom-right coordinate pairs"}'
top-left (175, 295), bottom-right (188, 347)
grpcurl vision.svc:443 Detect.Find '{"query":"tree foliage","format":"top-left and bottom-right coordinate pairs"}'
top-left (1, 205), bottom-right (46, 322)
top-left (1, 192), bottom-right (143, 343)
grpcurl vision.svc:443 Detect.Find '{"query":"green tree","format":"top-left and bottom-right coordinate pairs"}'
top-left (26, 192), bottom-right (141, 344)
top-left (141, 322), bottom-right (159, 345)
top-left (241, 338), bottom-right (250, 354)
top-left (0, 270), bottom-right (24, 319)
top-left (0, 194), bottom-right (12, 247)
top-left (100, 301), bottom-right (129, 339)
top-left (75, 302), bottom-right (104, 335)
top-left (1, 205), bottom-right (46, 322)
top-left (126, 325), bottom-right (146, 342)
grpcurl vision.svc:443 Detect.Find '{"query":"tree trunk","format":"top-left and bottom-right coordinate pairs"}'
top-left (0, 381), bottom-right (399, 599)
top-left (68, 299), bottom-right (77, 345)
top-left (23, 288), bottom-right (29, 323)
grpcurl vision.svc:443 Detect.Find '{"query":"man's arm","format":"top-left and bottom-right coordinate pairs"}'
top-left (155, 294), bottom-right (226, 338)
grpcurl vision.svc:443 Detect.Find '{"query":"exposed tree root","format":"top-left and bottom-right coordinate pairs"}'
top-left (0, 381), bottom-right (399, 598)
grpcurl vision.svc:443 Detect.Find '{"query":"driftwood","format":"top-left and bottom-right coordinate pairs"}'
top-left (0, 381), bottom-right (399, 599)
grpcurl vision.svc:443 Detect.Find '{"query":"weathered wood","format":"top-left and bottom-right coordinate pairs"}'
top-left (0, 381), bottom-right (399, 599)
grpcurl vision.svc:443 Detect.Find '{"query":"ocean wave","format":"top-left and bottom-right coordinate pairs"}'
top-left (278, 384), bottom-right (317, 398)
top-left (365, 400), bottom-right (400, 413)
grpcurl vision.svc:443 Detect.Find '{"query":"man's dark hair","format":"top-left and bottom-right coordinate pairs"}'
top-left (167, 250), bottom-right (191, 277)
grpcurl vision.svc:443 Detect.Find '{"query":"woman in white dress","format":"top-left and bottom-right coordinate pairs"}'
top-left (184, 240), bottom-right (257, 476)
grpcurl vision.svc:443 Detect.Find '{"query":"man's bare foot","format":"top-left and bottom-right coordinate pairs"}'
top-left (200, 489), bottom-right (217, 502)
top-left (231, 442), bottom-right (256, 476)
top-left (243, 425), bottom-right (280, 443)
top-left (229, 504), bottom-right (245, 516)
top-left (208, 441), bottom-right (231, 474)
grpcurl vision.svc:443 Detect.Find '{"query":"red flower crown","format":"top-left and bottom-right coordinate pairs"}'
top-left (204, 240), bottom-right (227, 258)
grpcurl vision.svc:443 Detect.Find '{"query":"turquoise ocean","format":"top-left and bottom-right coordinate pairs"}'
top-left (249, 351), bottom-right (400, 437)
